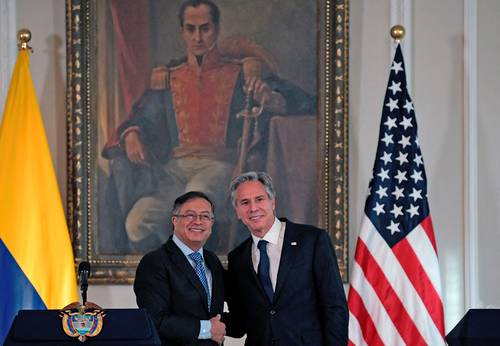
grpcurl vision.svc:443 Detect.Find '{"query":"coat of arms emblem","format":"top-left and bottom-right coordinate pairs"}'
top-left (60, 303), bottom-right (105, 342)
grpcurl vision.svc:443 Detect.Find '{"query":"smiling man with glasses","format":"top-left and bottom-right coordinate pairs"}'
top-left (134, 191), bottom-right (226, 345)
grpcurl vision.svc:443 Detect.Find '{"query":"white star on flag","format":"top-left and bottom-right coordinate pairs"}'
top-left (406, 204), bottom-right (420, 218)
top-left (409, 187), bottom-right (423, 201)
top-left (388, 81), bottom-right (402, 95)
top-left (395, 170), bottom-right (407, 183)
top-left (390, 204), bottom-right (404, 218)
top-left (384, 116), bottom-right (397, 130)
top-left (375, 186), bottom-right (388, 199)
top-left (398, 135), bottom-right (411, 148)
top-left (403, 99), bottom-right (414, 113)
top-left (411, 169), bottom-right (424, 183)
top-left (380, 151), bottom-right (392, 165)
top-left (386, 220), bottom-right (400, 234)
top-left (373, 202), bottom-right (385, 215)
top-left (391, 60), bottom-right (404, 74)
top-left (395, 151), bottom-right (409, 165)
top-left (385, 98), bottom-right (399, 112)
top-left (377, 168), bottom-right (390, 181)
top-left (391, 186), bottom-right (405, 200)
top-left (400, 116), bottom-right (413, 130)
top-left (414, 154), bottom-right (423, 166)
top-left (381, 133), bottom-right (394, 146)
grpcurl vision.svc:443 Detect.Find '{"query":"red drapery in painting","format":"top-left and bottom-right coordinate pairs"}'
top-left (110, 0), bottom-right (151, 115)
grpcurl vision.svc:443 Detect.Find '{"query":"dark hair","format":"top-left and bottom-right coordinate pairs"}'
top-left (178, 0), bottom-right (220, 27)
top-left (229, 171), bottom-right (276, 207)
top-left (172, 191), bottom-right (215, 215)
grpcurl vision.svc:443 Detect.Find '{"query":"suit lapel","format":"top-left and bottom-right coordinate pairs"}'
top-left (274, 222), bottom-right (301, 300)
top-left (166, 239), bottom-right (209, 312)
top-left (204, 250), bottom-right (220, 313)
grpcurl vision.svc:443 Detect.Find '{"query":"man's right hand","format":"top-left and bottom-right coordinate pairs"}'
top-left (210, 314), bottom-right (226, 344)
top-left (124, 131), bottom-right (149, 165)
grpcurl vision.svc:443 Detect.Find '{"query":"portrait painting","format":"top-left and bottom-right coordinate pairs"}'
top-left (67, 0), bottom-right (349, 283)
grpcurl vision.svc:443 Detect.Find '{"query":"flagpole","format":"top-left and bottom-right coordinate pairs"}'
top-left (17, 28), bottom-right (32, 52)
top-left (390, 24), bottom-right (405, 42)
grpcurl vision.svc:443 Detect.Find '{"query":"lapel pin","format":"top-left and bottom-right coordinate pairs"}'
top-left (291, 242), bottom-right (297, 246)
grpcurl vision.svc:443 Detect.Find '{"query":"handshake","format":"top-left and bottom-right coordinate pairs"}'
top-left (210, 314), bottom-right (226, 344)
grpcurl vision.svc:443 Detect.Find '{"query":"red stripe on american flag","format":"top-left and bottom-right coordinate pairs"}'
top-left (355, 239), bottom-right (427, 345)
top-left (392, 232), bottom-right (445, 337)
top-left (420, 215), bottom-right (437, 253)
top-left (348, 287), bottom-right (385, 346)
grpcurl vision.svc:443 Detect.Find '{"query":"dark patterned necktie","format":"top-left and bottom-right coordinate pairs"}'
top-left (257, 240), bottom-right (273, 302)
top-left (188, 252), bottom-right (211, 309)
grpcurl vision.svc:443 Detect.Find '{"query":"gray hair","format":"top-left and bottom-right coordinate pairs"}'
top-left (229, 171), bottom-right (276, 207)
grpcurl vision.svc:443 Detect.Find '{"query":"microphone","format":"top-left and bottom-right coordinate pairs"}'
top-left (78, 261), bottom-right (91, 305)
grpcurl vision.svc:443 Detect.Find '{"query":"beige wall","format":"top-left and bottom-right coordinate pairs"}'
top-left (5, 0), bottom-right (500, 340)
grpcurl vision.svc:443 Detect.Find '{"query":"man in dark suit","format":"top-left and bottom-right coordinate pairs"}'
top-left (225, 172), bottom-right (348, 345)
top-left (134, 191), bottom-right (226, 345)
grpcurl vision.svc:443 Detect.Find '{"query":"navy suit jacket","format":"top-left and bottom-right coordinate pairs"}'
top-left (134, 237), bottom-right (225, 345)
top-left (225, 219), bottom-right (348, 345)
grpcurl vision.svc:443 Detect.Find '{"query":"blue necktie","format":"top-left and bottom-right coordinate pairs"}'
top-left (257, 240), bottom-right (273, 302)
top-left (188, 252), bottom-right (211, 309)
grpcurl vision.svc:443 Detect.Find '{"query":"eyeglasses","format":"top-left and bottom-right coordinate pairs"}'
top-left (174, 212), bottom-right (214, 222)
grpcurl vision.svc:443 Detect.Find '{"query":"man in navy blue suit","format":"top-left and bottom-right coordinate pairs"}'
top-left (225, 171), bottom-right (348, 345)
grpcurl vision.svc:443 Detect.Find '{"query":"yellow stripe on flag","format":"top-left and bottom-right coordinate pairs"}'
top-left (0, 50), bottom-right (78, 308)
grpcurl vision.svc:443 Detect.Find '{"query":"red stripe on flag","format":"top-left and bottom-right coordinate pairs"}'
top-left (392, 235), bottom-right (445, 337)
top-left (354, 239), bottom-right (427, 346)
top-left (420, 216), bottom-right (437, 253)
top-left (348, 286), bottom-right (385, 346)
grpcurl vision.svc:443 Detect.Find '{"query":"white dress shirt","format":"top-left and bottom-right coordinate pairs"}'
top-left (251, 217), bottom-right (285, 291)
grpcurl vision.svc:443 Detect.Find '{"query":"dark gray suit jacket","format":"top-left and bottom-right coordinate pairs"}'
top-left (225, 219), bottom-right (348, 345)
top-left (134, 237), bottom-right (225, 345)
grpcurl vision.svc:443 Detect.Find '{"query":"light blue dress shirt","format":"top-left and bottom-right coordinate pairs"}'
top-left (172, 235), bottom-right (213, 339)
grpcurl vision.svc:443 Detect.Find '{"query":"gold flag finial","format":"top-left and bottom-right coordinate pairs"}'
top-left (390, 25), bottom-right (405, 42)
top-left (18, 28), bottom-right (33, 52)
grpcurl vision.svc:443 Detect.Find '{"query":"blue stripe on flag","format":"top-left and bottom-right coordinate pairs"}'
top-left (0, 238), bottom-right (46, 344)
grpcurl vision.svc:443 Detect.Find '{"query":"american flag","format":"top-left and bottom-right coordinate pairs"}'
top-left (347, 44), bottom-right (445, 345)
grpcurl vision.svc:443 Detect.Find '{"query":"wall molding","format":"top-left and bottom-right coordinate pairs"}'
top-left (464, 0), bottom-right (479, 310)
top-left (0, 0), bottom-right (17, 119)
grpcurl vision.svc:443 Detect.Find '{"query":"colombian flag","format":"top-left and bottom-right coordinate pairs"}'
top-left (0, 49), bottom-right (78, 343)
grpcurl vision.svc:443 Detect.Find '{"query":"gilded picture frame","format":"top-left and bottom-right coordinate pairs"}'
top-left (66, 0), bottom-right (349, 283)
